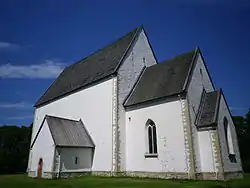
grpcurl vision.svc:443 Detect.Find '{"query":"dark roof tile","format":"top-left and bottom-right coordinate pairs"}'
top-left (35, 27), bottom-right (140, 107)
top-left (46, 115), bottom-right (95, 148)
top-left (124, 49), bottom-right (196, 106)
top-left (197, 90), bottom-right (220, 127)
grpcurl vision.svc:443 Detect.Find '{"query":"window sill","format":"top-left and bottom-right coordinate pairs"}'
top-left (144, 153), bottom-right (158, 158)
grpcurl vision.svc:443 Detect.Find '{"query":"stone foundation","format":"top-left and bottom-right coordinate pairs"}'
top-left (59, 171), bottom-right (91, 178)
top-left (27, 170), bottom-right (243, 180)
top-left (125, 171), bottom-right (189, 180)
top-left (43, 172), bottom-right (55, 179)
top-left (28, 171), bottom-right (36, 178)
top-left (91, 171), bottom-right (113, 177)
top-left (224, 171), bottom-right (243, 180)
top-left (195, 172), bottom-right (220, 180)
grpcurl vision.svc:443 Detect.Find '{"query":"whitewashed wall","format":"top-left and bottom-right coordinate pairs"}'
top-left (187, 53), bottom-right (214, 172)
top-left (31, 78), bottom-right (114, 172)
top-left (125, 99), bottom-right (187, 172)
top-left (59, 148), bottom-right (93, 172)
top-left (30, 120), bottom-right (55, 173)
top-left (197, 131), bottom-right (216, 172)
top-left (217, 94), bottom-right (242, 172)
top-left (117, 28), bottom-right (157, 171)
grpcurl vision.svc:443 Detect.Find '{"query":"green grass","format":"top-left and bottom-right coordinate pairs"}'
top-left (0, 174), bottom-right (250, 188)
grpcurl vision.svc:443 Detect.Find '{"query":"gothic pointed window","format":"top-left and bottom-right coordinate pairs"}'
top-left (146, 119), bottom-right (158, 155)
top-left (223, 117), bottom-right (236, 163)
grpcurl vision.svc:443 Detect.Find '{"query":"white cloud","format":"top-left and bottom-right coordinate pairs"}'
top-left (0, 102), bottom-right (32, 109)
top-left (0, 41), bottom-right (20, 50)
top-left (0, 60), bottom-right (65, 79)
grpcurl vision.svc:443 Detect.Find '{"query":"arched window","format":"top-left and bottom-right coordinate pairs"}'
top-left (223, 117), bottom-right (229, 152)
top-left (223, 117), bottom-right (236, 163)
top-left (146, 119), bottom-right (158, 154)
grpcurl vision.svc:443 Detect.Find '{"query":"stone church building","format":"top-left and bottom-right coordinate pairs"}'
top-left (27, 26), bottom-right (243, 180)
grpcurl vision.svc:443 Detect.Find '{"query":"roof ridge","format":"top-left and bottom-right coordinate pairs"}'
top-left (46, 115), bottom-right (79, 122)
top-left (160, 48), bottom-right (197, 64)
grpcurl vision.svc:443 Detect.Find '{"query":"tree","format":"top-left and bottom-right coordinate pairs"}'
top-left (0, 125), bottom-right (32, 174)
top-left (233, 109), bottom-right (250, 172)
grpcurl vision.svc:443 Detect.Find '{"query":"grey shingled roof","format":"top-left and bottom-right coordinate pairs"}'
top-left (124, 49), bottom-right (197, 106)
top-left (35, 27), bottom-right (140, 107)
top-left (46, 115), bottom-right (95, 148)
top-left (197, 90), bottom-right (220, 127)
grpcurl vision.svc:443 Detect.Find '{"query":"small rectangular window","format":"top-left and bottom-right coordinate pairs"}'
top-left (75, 157), bottom-right (78, 164)
top-left (200, 68), bottom-right (203, 79)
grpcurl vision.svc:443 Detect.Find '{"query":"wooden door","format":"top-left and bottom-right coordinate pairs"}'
top-left (37, 158), bottom-right (43, 179)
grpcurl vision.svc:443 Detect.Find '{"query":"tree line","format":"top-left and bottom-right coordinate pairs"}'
top-left (233, 110), bottom-right (250, 172)
top-left (0, 124), bottom-right (32, 174)
top-left (0, 111), bottom-right (250, 174)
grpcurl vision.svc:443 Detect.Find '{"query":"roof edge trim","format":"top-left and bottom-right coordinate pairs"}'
top-left (213, 88), bottom-right (222, 123)
top-left (182, 47), bottom-right (199, 91)
top-left (124, 91), bottom-right (186, 109)
top-left (34, 74), bottom-right (115, 108)
top-left (30, 115), bottom-right (48, 148)
top-left (123, 66), bottom-right (147, 107)
top-left (114, 26), bottom-right (143, 72)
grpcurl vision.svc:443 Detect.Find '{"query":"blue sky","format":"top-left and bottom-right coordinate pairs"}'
top-left (0, 0), bottom-right (250, 126)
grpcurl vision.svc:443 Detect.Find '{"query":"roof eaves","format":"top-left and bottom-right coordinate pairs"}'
top-left (56, 145), bottom-right (94, 148)
top-left (46, 115), bottom-right (79, 122)
top-left (34, 74), bottom-right (115, 108)
top-left (197, 123), bottom-right (217, 131)
top-left (125, 90), bottom-right (186, 109)
top-left (34, 69), bottom-right (67, 107)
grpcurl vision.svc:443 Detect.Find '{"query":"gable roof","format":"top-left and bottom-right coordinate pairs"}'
top-left (35, 26), bottom-right (142, 107)
top-left (124, 49), bottom-right (197, 107)
top-left (31, 115), bottom-right (95, 148)
top-left (46, 116), bottom-right (95, 147)
top-left (196, 90), bottom-right (221, 128)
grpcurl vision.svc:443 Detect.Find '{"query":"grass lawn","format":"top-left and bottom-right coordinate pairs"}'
top-left (0, 174), bottom-right (250, 188)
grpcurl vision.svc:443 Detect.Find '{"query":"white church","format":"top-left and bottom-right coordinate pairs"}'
top-left (27, 26), bottom-right (243, 180)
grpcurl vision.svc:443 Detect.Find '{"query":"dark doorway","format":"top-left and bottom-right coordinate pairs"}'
top-left (37, 158), bottom-right (43, 178)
